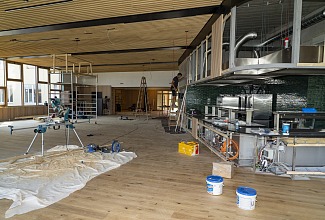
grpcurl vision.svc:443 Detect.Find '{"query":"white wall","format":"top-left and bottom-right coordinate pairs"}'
top-left (97, 71), bottom-right (178, 88)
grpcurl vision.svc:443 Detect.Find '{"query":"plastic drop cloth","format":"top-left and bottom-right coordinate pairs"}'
top-left (0, 145), bottom-right (137, 218)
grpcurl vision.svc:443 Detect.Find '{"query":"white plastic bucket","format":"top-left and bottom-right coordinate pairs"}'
top-left (206, 175), bottom-right (223, 195)
top-left (236, 186), bottom-right (257, 210)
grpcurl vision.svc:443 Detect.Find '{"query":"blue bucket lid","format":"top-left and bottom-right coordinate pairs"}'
top-left (236, 186), bottom-right (257, 196)
top-left (206, 175), bottom-right (223, 183)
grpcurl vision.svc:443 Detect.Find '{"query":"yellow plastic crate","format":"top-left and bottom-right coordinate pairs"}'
top-left (178, 141), bottom-right (199, 156)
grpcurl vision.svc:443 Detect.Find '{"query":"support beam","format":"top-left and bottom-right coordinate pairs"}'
top-left (0, 6), bottom-right (222, 37)
top-left (73, 46), bottom-right (188, 56)
top-left (229, 6), bottom-right (236, 68)
top-left (291, 0), bottom-right (302, 64)
top-left (7, 46), bottom-right (189, 60)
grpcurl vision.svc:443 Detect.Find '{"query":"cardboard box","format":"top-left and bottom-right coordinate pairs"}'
top-left (212, 162), bottom-right (234, 179)
top-left (178, 142), bottom-right (199, 156)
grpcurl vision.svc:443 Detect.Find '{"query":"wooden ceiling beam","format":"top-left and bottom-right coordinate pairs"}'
top-left (0, 5), bottom-right (222, 37)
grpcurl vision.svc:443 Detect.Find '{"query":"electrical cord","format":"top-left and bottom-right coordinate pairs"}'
top-left (100, 124), bottom-right (139, 146)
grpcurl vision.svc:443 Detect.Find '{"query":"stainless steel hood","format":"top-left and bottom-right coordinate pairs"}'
top-left (235, 46), bottom-right (324, 66)
top-left (197, 46), bottom-right (325, 87)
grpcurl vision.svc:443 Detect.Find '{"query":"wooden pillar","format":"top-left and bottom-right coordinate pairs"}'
top-left (211, 15), bottom-right (224, 77)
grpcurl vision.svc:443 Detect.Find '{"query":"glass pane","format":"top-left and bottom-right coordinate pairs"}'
top-left (8, 63), bottom-right (21, 80)
top-left (0, 60), bottom-right (5, 87)
top-left (207, 51), bottom-right (211, 77)
top-left (202, 40), bottom-right (207, 78)
top-left (7, 81), bottom-right (22, 106)
top-left (23, 64), bottom-right (36, 84)
top-left (0, 89), bottom-right (5, 105)
top-left (236, 0), bottom-right (294, 61)
top-left (157, 91), bottom-right (162, 110)
top-left (24, 65), bottom-right (36, 105)
top-left (222, 15), bottom-right (230, 70)
top-left (38, 83), bottom-right (49, 105)
top-left (197, 46), bottom-right (202, 80)
top-left (50, 73), bottom-right (61, 90)
top-left (191, 51), bottom-right (196, 81)
top-left (300, 0), bottom-right (325, 63)
top-left (39, 68), bottom-right (49, 82)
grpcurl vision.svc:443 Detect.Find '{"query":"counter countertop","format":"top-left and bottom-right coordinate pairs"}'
top-left (194, 116), bottom-right (325, 138)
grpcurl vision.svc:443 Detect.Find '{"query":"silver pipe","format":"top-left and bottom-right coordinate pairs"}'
top-left (234, 32), bottom-right (257, 57)
top-left (253, 50), bottom-right (260, 58)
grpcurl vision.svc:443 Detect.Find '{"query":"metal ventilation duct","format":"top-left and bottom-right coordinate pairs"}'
top-left (235, 32), bottom-right (258, 57)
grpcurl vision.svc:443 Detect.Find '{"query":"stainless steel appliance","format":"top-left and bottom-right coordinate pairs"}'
top-left (250, 94), bottom-right (273, 126)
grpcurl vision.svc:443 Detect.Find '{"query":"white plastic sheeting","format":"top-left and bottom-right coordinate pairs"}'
top-left (0, 145), bottom-right (137, 218)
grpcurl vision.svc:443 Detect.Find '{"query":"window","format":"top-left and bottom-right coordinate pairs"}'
top-left (0, 89), bottom-right (5, 105)
top-left (0, 60), bottom-right (5, 86)
top-left (38, 83), bottom-right (48, 105)
top-left (50, 72), bottom-right (61, 97)
top-left (191, 51), bottom-right (196, 81)
top-left (8, 63), bottom-right (21, 80)
top-left (197, 45), bottom-right (202, 80)
top-left (157, 91), bottom-right (172, 111)
top-left (39, 68), bottom-right (48, 82)
top-left (24, 65), bottom-right (36, 105)
top-left (207, 35), bottom-right (212, 77)
top-left (7, 81), bottom-right (22, 106)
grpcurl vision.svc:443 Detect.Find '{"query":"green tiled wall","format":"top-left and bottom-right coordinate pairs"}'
top-left (186, 76), bottom-right (324, 114)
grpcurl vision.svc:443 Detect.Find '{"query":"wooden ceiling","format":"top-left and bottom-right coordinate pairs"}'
top-left (0, 0), bottom-right (224, 73)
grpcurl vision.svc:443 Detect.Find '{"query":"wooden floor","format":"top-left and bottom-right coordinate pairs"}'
top-left (0, 116), bottom-right (324, 220)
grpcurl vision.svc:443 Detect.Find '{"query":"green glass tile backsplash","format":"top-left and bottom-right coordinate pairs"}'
top-left (186, 76), bottom-right (324, 114)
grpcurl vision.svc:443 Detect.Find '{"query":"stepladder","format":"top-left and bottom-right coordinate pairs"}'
top-left (135, 76), bottom-right (150, 119)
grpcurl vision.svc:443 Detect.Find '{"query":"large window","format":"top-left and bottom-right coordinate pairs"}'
top-left (7, 62), bottom-right (22, 106)
top-left (0, 60), bottom-right (5, 105)
top-left (39, 68), bottom-right (48, 82)
top-left (157, 91), bottom-right (172, 111)
top-left (8, 63), bottom-right (21, 80)
top-left (0, 60), bottom-right (5, 87)
top-left (50, 73), bottom-right (62, 91)
top-left (38, 68), bottom-right (49, 105)
top-left (23, 64), bottom-right (36, 105)
top-left (38, 83), bottom-right (48, 105)
top-left (0, 89), bottom-right (5, 105)
top-left (7, 81), bottom-right (22, 106)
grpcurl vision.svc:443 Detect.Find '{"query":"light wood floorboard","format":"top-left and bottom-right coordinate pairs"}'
top-left (0, 116), bottom-right (324, 220)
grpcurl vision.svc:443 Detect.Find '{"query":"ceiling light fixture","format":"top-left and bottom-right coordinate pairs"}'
top-left (5, 0), bottom-right (73, 12)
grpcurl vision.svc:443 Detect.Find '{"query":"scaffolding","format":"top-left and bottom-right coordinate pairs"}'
top-left (48, 54), bottom-right (98, 122)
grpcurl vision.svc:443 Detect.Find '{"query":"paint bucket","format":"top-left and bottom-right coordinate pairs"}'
top-left (236, 186), bottom-right (257, 210)
top-left (206, 175), bottom-right (223, 195)
top-left (282, 123), bottom-right (290, 135)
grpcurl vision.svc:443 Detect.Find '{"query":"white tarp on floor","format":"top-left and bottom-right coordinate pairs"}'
top-left (0, 145), bottom-right (137, 218)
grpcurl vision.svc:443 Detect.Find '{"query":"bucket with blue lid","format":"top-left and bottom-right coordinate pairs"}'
top-left (236, 186), bottom-right (257, 210)
top-left (206, 175), bottom-right (224, 195)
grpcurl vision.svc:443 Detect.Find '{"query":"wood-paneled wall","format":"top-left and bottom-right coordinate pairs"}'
top-left (0, 106), bottom-right (47, 121)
